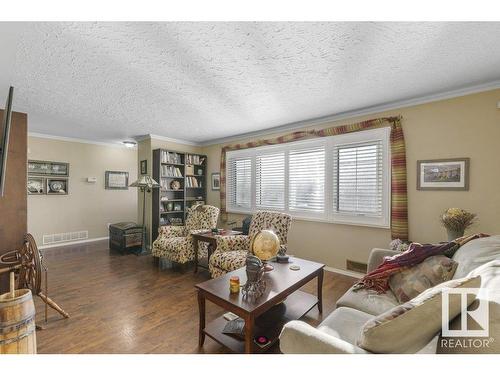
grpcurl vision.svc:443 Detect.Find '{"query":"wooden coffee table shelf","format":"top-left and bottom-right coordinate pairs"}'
top-left (195, 257), bottom-right (324, 354)
top-left (203, 290), bottom-right (318, 353)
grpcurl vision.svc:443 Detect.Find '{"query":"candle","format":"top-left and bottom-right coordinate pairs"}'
top-left (229, 276), bottom-right (240, 294)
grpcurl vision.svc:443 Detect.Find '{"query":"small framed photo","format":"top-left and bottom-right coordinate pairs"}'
top-left (27, 177), bottom-right (45, 195)
top-left (140, 160), bottom-right (147, 175)
top-left (105, 171), bottom-right (129, 190)
top-left (47, 178), bottom-right (68, 195)
top-left (211, 173), bottom-right (220, 191)
top-left (174, 203), bottom-right (182, 211)
top-left (417, 158), bottom-right (470, 191)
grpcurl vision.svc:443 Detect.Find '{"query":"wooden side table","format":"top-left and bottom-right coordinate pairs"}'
top-left (192, 230), bottom-right (242, 273)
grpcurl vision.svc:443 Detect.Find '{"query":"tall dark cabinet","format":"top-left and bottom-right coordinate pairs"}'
top-left (152, 149), bottom-right (207, 242)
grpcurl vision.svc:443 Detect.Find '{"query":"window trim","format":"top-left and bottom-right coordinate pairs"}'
top-left (225, 127), bottom-right (391, 229)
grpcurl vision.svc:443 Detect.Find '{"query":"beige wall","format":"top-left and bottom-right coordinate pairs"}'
top-left (138, 138), bottom-right (203, 248)
top-left (27, 137), bottom-right (138, 246)
top-left (204, 89), bottom-right (500, 270)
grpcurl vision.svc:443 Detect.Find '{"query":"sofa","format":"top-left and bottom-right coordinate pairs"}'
top-left (208, 211), bottom-right (292, 278)
top-left (280, 235), bottom-right (500, 354)
top-left (152, 205), bottom-right (219, 265)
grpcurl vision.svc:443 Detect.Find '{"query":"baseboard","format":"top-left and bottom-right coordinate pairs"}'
top-left (324, 266), bottom-right (364, 279)
top-left (39, 236), bottom-right (109, 250)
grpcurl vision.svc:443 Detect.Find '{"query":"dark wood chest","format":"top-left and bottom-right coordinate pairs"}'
top-left (109, 222), bottom-right (145, 253)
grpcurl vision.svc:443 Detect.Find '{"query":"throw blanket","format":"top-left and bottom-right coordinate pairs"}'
top-left (353, 233), bottom-right (489, 294)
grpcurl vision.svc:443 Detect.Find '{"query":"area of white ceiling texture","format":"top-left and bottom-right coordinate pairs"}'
top-left (0, 22), bottom-right (500, 145)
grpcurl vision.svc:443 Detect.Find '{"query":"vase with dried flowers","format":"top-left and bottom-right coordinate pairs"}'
top-left (440, 208), bottom-right (476, 241)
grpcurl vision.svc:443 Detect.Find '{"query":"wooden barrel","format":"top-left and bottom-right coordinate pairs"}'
top-left (0, 289), bottom-right (37, 354)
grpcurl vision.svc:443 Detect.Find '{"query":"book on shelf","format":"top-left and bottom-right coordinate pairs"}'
top-left (160, 150), bottom-right (182, 164)
top-left (161, 165), bottom-right (183, 177)
top-left (186, 154), bottom-right (205, 166)
top-left (185, 176), bottom-right (202, 188)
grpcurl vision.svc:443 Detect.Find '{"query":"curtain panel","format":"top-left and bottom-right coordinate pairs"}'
top-left (219, 116), bottom-right (408, 240)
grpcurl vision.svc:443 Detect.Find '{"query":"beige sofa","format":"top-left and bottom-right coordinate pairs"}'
top-left (280, 235), bottom-right (500, 354)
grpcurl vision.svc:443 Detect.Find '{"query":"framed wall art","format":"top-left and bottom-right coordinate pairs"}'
top-left (47, 178), bottom-right (68, 195)
top-left (105, 171), bottom-right (129, 190)
top-left (28, 160), bottom-right (69, 176)
top-left (27, 176), bottom-right (45, 195)
top-left (417, 158), bottom-right (470, 191)
top-left (140, 160), bottom-right (147, 175)
top-left (211, 173), bottom-right (220, 191)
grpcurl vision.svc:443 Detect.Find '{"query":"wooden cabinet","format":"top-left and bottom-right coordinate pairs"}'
top-left (152, 149), bottom-right (207, 242)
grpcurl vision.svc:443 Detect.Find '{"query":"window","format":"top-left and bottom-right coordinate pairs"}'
top-left (256, 152), bottom-right (285, 209)
top-left (225, 127), bottom-right (390, 227)
top-left (226, 156), bottom-right (252, 209)
top-left (289, 145), bottom-right (325, 213)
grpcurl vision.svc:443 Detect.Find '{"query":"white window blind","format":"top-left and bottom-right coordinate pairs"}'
top-left (289, 146), bottom-right (325, 213)
top-left (333, 141), bottom-right (383, 217)
top-left (225, 127), bottom-right (390, 228)
top-left (226, 157), bottom-right (252, 210)
top-left (256, 152), bottom-right (285, 209)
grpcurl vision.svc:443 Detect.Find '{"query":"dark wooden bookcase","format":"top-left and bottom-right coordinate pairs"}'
top-left (152, 149), bottom-right (207, 242)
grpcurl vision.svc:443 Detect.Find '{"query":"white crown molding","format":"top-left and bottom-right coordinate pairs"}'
top-left (137, 133), bottom-right (199, 146)
top-left (199, 80), bottom-right (500, 146)
top-left (29, 80), bottom-right (500, 148)
top-left (38, 236), bottom-right (109, 250)
top-left (28, 132), bottom-right (136, 149)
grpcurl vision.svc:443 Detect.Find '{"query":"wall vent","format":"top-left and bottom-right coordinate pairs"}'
top-left (42, 230), bottom-right (88, 245)
top-left (346, 260), bottom-right (368, 274)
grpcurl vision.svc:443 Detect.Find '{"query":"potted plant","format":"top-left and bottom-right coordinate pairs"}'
top-left (440, 208), bottom-right (476, 241)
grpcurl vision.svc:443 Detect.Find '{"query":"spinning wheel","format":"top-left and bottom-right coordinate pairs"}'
top-left (0, 233), bottom-right (69, 325)
top-left (17, 234), bottom-right (43, 295)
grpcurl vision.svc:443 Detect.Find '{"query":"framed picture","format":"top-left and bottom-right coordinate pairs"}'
top-left (174, 203), bottom-right (182, 211)
top-left (47, 178), bottom-right (68, 195)
top-left (211, 173), bottom-right (220, 191)
top-left (28, 160), bottom-right (69, 176)
top-left (27, 176), bottom-right (45, 195)
top-left (417, 158), bottom-right (470, 191)
top-left (105, 171), bottom-right (129, 190)
top-left (140, 160), bottom-right (147, 175)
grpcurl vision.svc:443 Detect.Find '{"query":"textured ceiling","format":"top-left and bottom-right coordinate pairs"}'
top-left (1, 22), bottom-right (500, 144)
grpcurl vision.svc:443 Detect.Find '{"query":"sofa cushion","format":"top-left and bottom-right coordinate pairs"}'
top-left (452, 235), bottom-right (500, 278)
top-left (389, 255), bottom-right (458, 303)
top-left (336, 286), bottom-right (399, 316)
top-left (318, 307), bottom-right (375, 345)
top-left (357, 275), bottom-right (481, 353)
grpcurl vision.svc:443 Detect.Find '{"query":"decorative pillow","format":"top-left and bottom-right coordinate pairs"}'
top-left (357, 275), bottom-right (481, 353)
top-left (389, 255), bottom-right (458, 303)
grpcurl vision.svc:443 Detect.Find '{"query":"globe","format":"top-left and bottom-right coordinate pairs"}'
top-left (251, 229), bottom-right (280, 261)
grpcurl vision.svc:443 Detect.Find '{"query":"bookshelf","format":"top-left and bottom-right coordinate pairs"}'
top-left (152, 149), bottom-right (207, 242)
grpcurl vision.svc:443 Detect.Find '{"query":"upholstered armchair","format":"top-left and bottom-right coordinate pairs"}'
top-left (152, 205), bottom-right (219, 265)
top-left (208, 211), bottom-right (292, 278)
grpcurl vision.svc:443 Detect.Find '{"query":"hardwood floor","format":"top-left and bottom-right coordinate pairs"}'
top-left (34, 240), bottom-right (356, 354)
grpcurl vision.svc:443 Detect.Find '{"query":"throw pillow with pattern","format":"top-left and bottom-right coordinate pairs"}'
top-left (388, 255), bottom-right (458, 303)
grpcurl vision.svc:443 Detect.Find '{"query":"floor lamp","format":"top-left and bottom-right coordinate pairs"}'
top-left (130, 175), bottom-right (160, 255)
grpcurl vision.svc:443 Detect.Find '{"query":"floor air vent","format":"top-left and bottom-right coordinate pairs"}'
top-left (43, 230), bottom-right (88, 245)
top-left (346, 260), bottom-right (368, 274)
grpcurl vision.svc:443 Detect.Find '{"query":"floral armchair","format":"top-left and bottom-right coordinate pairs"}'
top-left (208, 211), bottom-right (292, 278)
top-left (152, 205), bottom-right (219, 265)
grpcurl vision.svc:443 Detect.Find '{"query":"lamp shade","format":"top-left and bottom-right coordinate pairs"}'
top-left (129, 175), bottom-right (160, 189)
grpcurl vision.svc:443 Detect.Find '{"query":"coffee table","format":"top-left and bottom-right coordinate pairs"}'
top-left (192, 230), bottom-right (241, 273)
top-left (195, 257), bottom-right (324, 353)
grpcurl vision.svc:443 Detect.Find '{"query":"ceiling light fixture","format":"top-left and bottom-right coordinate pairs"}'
top-left (123, 141), bottom-right (137, 148)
